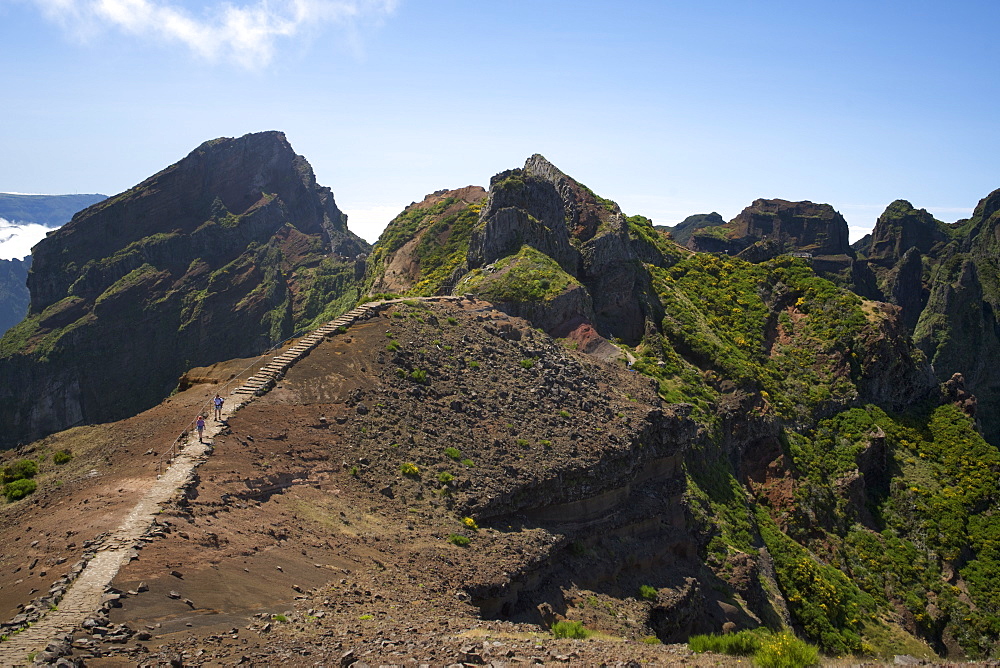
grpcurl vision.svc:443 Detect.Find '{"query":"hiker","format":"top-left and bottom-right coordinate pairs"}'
top-left (213, 393), bottom-right (224, 421)
top-left (196, 415), bottom-right (206, 443)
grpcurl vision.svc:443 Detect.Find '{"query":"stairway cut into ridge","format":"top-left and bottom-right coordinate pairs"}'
top-left (0, 296), bottom-right (470, 665)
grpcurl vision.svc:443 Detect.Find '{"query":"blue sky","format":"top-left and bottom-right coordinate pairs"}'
top-left (2, 0), bottom-right (999, 243)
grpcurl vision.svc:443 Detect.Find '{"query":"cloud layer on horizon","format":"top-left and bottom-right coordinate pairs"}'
top-left (0, 219), bottom-right (52, 260)
top-left (29, 0), bottom-right (398, 68)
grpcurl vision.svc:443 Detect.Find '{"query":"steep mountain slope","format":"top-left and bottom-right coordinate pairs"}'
top-left (0, 131), bottom-right (369, 449)
top-left (0, 257), bottom-right (30, 335)
top-left (657, 211), bottom-right (725, 246)
top-left (364, 185), bottom-right (486, 296)
top-left (855, 193), bottom-right (1000, 445)
top-left (4, 143), bottom-right (1000, 662)
top-left (0, 193), bottom-right (106, 336)
top-left (361, 156), bottom-right (1000, 658)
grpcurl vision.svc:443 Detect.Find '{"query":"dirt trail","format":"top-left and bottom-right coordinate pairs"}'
top-left (0, 427), bottom-right (215, 666)
top-left (0, 297), bottom-right (458, 666)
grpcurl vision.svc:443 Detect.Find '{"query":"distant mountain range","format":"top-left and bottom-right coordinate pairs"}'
top-left (0, 193), bottom-right (107, 228)
top-left (0, 193), bottom-right (106, 334)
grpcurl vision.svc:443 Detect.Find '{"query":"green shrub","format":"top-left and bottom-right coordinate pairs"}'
top-left (53, 450), bottom-right (73, 465)
top-left (447, 316), bottom-right (458, 325)
top-left (641, 635), bottom-right (662, 645)
top-left (457, 245), bottom-right (580, 303)
top-left (437, 471), bottom-right (454, 483)
top-left (386, 340), bottom-right (401, 352)
top-left (400, 462), bottom-right (420, 477)
top-left (461, 458), bottom-right (475, 467)
top-left (520, 359), bottom-right (535, 369)
top-left (757, 509), bottom-right (872, 654)
top-left (1, 459), bottom-right (38, 483)
top-left (558, 410), bottom-right (571, 419)
top-left (468, 360), bottom-right (480, 369)
top-left (444, 447), bottom-right (461, 460)
top-left (3, 478), bottom-right (37, 501)
top-left (639, 584), bottom-right (658, 601)
top-left (550, 620), bottom-right (591, 639)
top-left (688, 630), bottom-right (762, 656)
top-left (447, 534), bottom-right (470, 547)
top-left (754, 631), bottom-right (820, 668)
top-left (410, 369), bottom-right (428, 383)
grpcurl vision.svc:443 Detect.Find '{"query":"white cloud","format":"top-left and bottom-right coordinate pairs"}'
top-left (341, 202), bottom-right (403, 244)
top-left (848, 225), bottom-right (873, 244)
top-left (0, 219), bottom-right (55, 260)
top-left (29, 0), bottom-right (398, 68)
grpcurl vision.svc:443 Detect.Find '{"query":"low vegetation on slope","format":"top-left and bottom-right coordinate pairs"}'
top-left (365, 188), bottom-right (486, 297)
top-left (359, 155), bottom-right (999, 660)
top-left (456, 245), bottom-right (581, 303)
top-left (631, 249), bottom-right (998, 657)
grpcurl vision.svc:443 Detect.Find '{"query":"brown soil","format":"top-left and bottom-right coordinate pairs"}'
top-left (2, 299), bottom-right (735, 666)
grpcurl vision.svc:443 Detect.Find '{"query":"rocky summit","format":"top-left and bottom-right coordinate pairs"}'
top-left (2, 139), bottom-right (1000, 665)
top-left (0, 131), bottom-right (368, 448)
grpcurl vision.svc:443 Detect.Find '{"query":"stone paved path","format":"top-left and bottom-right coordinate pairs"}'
top-left (0, 429), bottom-right (213, 667)
top-left (0, 296), bottom-right (464, 666)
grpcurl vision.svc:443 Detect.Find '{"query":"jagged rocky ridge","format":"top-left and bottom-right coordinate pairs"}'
top-left (854, 194), bottom-right (1000, 444)
top-left (0, 131), bottom-right (369, 447)
top-left (367, 154), bottom-right (1000, 658)
top-left (4, 141), bottom-right (1000, 660)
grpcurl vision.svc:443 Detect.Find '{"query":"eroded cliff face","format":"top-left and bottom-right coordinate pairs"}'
top-left (866, 200), bottom-right (952, 266)
top-left (0, 131), bottom-right (369, 448)
top-left (689, 199), bottom-right (852, 258)
top-left (460, 154), bottom-right (665, 344)
top-left (855, 192), bottom-right (1000, 444)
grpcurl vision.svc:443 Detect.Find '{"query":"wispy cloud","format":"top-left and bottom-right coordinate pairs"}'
top-left (29, 0), bottom-right (398, 68)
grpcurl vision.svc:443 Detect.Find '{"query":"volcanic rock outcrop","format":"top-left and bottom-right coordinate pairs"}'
top-left (0, 131), bottom-right (369, 448)
top-left (852, 192), bottom-right (1000, 443)
top-left (451, 155), bottom-right (662, 343)
top-left (5, 137), bottom-right (1000, 661)
top-left (688, 198), bottom-right (852, 260)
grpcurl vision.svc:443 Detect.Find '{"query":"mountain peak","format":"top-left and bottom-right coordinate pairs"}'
top-left (1, 131), bottom-right (369, 447)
